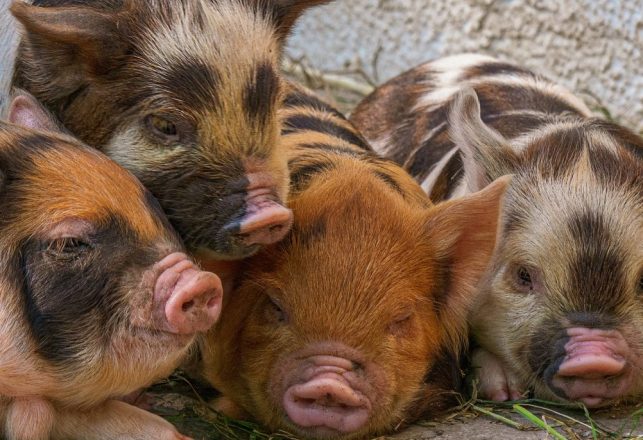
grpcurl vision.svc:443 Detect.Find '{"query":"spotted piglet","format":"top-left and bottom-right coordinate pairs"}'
top-left (197, 85), bottom-right (510, 439)
top-left (351, 54), bottom-right (643, 407)
top-left (11, 0), bottom-right (334, 260)
top-left (0, 92), bottom-right (223, 440)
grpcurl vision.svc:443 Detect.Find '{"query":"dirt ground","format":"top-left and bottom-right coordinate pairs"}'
top-left (146, 374), bottom-right (642, 440)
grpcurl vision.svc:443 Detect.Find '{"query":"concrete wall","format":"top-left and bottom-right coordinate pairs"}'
top-left (286, 0), bottom-right (643, 133)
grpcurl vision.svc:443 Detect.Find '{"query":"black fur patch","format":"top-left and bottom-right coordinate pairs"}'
top-left (244, 62), bottom-right (280, 125)
top-left (460, 62), bottom-right (537, 81)
top-left (289, 159), bottom-right (335, 192)
top-left (160, 58), bottom-right (219, 110)
top-left (19, 215), bottom-right (152, 364)
top-left (282, 115), bottom-right (370, 150)
top-left (528, 319), bottom-right (567, 381)
top-left (373, 170), bottom-right (404, 196)
top-left (282, 92), bottom-right (345, 119)
top-left (297, 143), bottom-right (365, 158)
top-left (566, 211), bottom-right (626, 313)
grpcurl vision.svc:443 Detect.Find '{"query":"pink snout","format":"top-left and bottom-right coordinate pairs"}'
top-left (153, 253), bottom-right (223, 335)
top-left (551, 328), bottom-right (632, 407)
top-left (237, 190), bottom-right (293, 246)
top-left (283, 356), bottom-right (371, 434)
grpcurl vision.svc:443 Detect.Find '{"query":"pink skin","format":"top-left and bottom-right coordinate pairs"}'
top-left (152, 253), bottom-right (223, 335)
top-left (551, 328), bottom-right (633, 407)
top-left (276, 344), bottom-right (386, 436)
top-left (471, 348), bottom-right (525, 402)
top-left (237, 170), bottom-right (293, 247)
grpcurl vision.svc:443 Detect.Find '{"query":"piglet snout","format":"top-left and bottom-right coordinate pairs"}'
top-left (153, 253), bottom-right (223, 335)
top-left (283, 356), bottom-right (371, 434)
top-left (551, 327), bottom-right (632, 407)
top-left (234, 191), bottom-right (293, 246)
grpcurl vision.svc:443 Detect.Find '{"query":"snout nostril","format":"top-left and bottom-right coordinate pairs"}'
top-left (181, 300), bottom-right (194, 312)
top-left (351, 361), bottom-right (363, 371)
top-left (206, 296), bottom-right (219, 309)
top-left (270, 225), bottom-right (283, 233)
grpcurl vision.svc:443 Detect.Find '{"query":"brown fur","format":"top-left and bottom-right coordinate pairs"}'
top-left (351, 54), bottom-right (643, 406)
top-left (197, 84), bottom-right (510, 438)
top-left (0, 95), bottom-right (205, 439)
top-left (11, 0), bottom-right (331, 258)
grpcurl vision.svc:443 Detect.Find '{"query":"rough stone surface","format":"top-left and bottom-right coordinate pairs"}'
top-left (286, 0), bottom-right (643, 133)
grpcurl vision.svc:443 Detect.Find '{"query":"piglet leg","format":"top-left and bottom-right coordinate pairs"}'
top-left (52, 400), bottom-right (191, 440)
top-left (471, 348), bottom-right (525, 401)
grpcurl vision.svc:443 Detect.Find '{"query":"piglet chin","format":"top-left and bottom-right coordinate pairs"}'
top-left (152, 253), bottom-right (223, 335)
top-left (283, 373), bottom-right (372, 435)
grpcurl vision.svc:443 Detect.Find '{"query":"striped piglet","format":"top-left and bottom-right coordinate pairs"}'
top-left (351, 54), bottom-right (643, 407)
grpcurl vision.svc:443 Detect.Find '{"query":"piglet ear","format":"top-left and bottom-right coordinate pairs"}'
top-left (268, 1), bottom-right (333, 41)
top-left (424, 175), bottom-right (511, 349)
top-left (11, 1), bottom-right (129, 77)
top-left (8, 89), bottom-right (63, 133)
top-left (449, 88), bottom-right (518, 192)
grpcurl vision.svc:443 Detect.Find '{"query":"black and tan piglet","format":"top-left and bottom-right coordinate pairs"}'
top-left (11, 0), bottom-right (331, 260)
top-left (352, 54), bottom-right (643, 407)
top-left (0, 92), bottom-right (222, 440)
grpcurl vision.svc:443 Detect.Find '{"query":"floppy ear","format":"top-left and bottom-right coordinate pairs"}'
top-left (449, 88), bottom-right (518, 192)
top-left (8, 89), bottom-right (64, 133)
top-left (11, 1), bottom-right (129, 92)
top-left (424, 175), bottom-right (511, 349)
top-left (267, 0), bottom-right (333, 41)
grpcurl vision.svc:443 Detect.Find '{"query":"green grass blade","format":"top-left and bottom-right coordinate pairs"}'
top-left (472, 405), bottom-right (525, 430)
top-left (513, 404), bottom-right (568, 440)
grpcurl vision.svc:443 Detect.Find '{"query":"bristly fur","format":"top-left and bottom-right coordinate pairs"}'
top-left (0, 105), bottom-right (203, 438)
top-left (197, 83), bottom-right (511, 439)
top-left (351, 53), bottom-right (643, 406)
top-left (11, 0), bottom-right (331, 258)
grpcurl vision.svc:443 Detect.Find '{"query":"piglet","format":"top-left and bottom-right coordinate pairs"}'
top-left (0, 91), bottom-right (223, 440)
top-left (351, 54), bottom-right (643, 407)
top-left (197, 85), bottom-right (511, 439)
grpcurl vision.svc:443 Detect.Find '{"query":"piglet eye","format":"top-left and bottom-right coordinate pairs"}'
top-left (266, 296), bottom-right (288, 324)
top-left (45, 237), bottom-right (93, 259)
top-left (146, 115), bottom-right (179, 141)
top-left (517, 267), bottom-right (532, 287)
top-left (389, 312), bottom-right (413, 336)
top-left (638, 275), bottom-right (643, 293)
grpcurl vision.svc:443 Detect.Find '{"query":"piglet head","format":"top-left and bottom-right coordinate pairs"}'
top-left (1, 93), bottom-right (222, 406)
top-left (463, 90), bottom-right (643, 406)
top-left (200, 168), bottom-right (509, 438)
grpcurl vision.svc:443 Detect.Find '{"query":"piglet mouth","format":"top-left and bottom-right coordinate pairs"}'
top-left (284, 372), bottom-right (372, 434)
top-left (280, 353), bottom-right (376, 437)
top-left (546, 328), bottom-right (635, 407)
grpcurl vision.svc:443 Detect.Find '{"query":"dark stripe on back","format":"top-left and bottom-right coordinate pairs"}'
top-left (289, 159), bottom-right (336, 192)
top-left (372, 170), bottom-right (404, 196)
top-left (460, 62), bottom-right (538, 81)
top-left (282, 115), bottom-right (371, 150)
top-left (296, 143), bottom-right (366, 158)
top-left (428, 150), bottom-right (464, 202)
top-left (474, 83), bottom-right (583, 118)
top-left (283, 92), bottom-right (345, 119)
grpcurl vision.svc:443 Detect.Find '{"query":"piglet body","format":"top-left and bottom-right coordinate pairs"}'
top-left (351, 54), bottom-right (643, 407)
top-left (0, 92), bottom-right (223, 439)
top-left (198, 85), bottom-right (510, 439)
